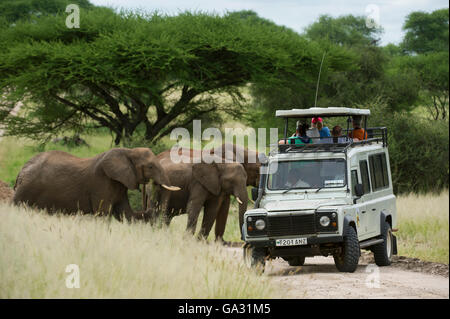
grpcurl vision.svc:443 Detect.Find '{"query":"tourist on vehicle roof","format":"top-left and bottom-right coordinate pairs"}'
top-left (348, 116), bottom-right (367, 141)
top-left (314, 117), bottom-right (331, 139)
top-left (332, 125), bottom-right (350, 143)
top-left (289, 123), bottom-right (312, 145)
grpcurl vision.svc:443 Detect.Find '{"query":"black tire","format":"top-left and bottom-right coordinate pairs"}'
top-left (243, 245), bottom-right (266, 273)
top-left (287, 256), bottom-right (305, 266)
top-left (372, 220), bottom-right (393, 266)
top-left (333, 226), bottom-right (360, 272)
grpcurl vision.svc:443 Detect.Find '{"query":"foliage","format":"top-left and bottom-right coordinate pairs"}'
top-left (368, 99), bottom-right (449, 194)
top-left (0, 0), bottom-right (93, 24)
top-left (304, 14), bottom-right (383, 47)
top-left (0, 9), bottom-right (350, 145)
top-left (401, 8), bottom-right (449, 54)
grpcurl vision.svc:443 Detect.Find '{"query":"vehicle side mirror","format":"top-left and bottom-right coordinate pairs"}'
top-left (251, 187), bottom-right (259, 201)
top-left (354, 184), bottom-right (364, 198)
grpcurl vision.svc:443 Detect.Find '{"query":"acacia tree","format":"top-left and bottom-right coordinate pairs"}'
top-left (0, 8), bottom-right (352, 145)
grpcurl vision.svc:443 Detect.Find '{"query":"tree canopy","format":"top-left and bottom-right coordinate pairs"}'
top-left (401, 8), bottom-right (449, 54)
top-left (0, 8), bottom-right (353, 144)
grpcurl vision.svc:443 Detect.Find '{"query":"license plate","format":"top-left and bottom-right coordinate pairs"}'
top-left (275, 237), bottom-right (307, 247)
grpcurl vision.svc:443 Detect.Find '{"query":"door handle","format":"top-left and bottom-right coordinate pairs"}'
top-left (371, 208), bottom-right (377, 211)
top-left (361, 210), bottom-right (366, 214)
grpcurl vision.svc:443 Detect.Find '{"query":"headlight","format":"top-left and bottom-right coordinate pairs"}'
top-left (319, 216), bottom-right (330, 227)
top-left (255, 219), bottom-right (266, 230)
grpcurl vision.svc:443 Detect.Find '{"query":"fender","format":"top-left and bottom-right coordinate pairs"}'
top-left (380, 210), bottom-right (397, 255)
top-left (343, 215), bottom-right (357, 235)
top-left (380, 210), bottom-right (391, 228)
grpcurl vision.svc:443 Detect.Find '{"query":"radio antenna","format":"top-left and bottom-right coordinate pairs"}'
top-left (314, 51), bottom-right (326, 108)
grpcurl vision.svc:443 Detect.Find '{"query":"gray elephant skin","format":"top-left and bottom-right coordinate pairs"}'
top-left (154, 143), bottom-right (260, 241)
top-left (13, 147), bottom-right (179, 220)
top-left (148, 155), bottom-right (249, 239)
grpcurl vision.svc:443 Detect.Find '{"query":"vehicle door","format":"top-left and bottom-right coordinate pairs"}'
top-left (356, 158), bottom-right (376, 239)
top-left (350, 165), bottom-right (369, 240)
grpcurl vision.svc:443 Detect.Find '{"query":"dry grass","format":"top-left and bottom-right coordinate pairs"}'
top-left (396, 191), bottom-right (449, 263)
top-left (0, 203), bottom-right (277, 299)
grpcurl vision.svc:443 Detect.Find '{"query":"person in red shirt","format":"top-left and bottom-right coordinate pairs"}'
top-left (348, 116), bottom-right (367, 141)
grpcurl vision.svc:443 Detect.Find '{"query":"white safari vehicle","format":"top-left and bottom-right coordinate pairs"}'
top-left (243, 107), bottom-right (397, 272)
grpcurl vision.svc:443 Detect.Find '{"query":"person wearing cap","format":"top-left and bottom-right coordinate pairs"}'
top-left (306, 118), bottom-right (320, 142)
top-left (309, 117), bottom-right (330, 143)
top-left (315, 117), bottom-right (331, 139)
top-left (348, 116), bottom-right (367, 141)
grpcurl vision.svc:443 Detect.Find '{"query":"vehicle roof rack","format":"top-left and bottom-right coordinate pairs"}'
top-left (276, 107), bottom-right (370, 118)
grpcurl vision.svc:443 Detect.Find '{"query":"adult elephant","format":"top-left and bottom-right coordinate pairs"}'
top-left (13, 148), bottom-right (179, 220)
top-left (147, 155), bottom-right (248, 239)
top-left (152, 143), bottom-right (259, 240)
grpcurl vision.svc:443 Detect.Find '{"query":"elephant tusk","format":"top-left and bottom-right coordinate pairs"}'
top-left (235, 196), bottom-right (243, 205)
top-left (162, 184), bottom-right (181, 191)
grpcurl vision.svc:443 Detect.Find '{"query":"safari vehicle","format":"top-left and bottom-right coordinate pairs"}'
top-left (243, 107), bottom-right (397, 272)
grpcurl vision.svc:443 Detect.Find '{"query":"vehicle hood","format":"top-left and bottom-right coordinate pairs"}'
top-left (262, 198), bottom-right (347, 212)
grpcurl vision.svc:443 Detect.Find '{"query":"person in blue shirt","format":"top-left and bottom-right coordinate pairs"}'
top-left (313, 117), bottom-right (331, 139)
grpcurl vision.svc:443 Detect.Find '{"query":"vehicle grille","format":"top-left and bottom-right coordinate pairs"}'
top-left (267, 214), bottom-right (316, 237)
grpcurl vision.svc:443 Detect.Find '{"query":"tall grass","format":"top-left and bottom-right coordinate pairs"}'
top-left (396, 191), bottom-right (449, 263)
top-left (0, 203), bottom-right (276, 298)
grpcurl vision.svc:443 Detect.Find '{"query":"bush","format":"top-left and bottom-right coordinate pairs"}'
top-left (369, 100), bottom-right (449, 194)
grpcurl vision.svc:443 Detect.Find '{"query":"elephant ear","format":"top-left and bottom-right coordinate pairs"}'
top-left (98, 149), bottom-right (138, 190)
top-left (192, 163), bottom-right (221, 196)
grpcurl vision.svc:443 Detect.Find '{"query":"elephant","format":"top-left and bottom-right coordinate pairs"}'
top-left (147, 155), bottom-right (248, 239)
top-left (156, 143), bottom-right (260, 241)
top-left (13, 147), bottom-right (179, 220)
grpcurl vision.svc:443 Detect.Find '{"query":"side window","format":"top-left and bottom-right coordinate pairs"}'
top-left (351, 170), bottom-right (358, 195)
top-left (359, 160), bottom-right (371, 194)
top-left (369, 153), bottom-right (389, 191)
top-left (381, 153), bottom-right (389, 187)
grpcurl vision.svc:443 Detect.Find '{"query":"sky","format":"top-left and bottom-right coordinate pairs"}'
top-left (90, 0), bottom-right (448, 45)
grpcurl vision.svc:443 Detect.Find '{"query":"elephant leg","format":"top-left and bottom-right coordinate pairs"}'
top-left (186, 186), bottom-right (208, 235)
top-left (114, 199), bottom-right (137, 222)
top-left (214, 195), bottom-right (231, 243)
top-left (198, 196), bottom-right (223, 240)
top-left (146, 183), bottom-right (161, 225)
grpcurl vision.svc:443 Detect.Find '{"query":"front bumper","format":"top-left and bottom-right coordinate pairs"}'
top-left (245, 234), bottom-right (343, 248)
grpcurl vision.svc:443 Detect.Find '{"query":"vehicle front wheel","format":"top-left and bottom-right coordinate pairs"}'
top-left (243, 244), bottom-right (266, 273)
top-left (333, 226), bottom-right (360, 272)
top-left (372, 220), bottom-right (393, 266)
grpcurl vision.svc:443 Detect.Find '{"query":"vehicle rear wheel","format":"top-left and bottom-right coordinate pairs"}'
top-left (333, 226), bottom-right (360, 272)
top-left (243, 244), bottom-right (266, 273)
top-left (287, 256), bottom-right (305, 266)
top-left (372, 220), bottom-right (393, 266)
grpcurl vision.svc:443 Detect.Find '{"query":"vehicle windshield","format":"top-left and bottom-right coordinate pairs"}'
top-left (267, 159), bottom-right (347, 191)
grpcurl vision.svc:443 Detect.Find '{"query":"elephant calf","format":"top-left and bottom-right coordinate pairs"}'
top-left (13, 147), bottom-right (179, 220)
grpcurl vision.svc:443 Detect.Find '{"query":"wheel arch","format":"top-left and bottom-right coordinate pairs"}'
top-left (380, 210), bottom-right (392, 228)
top-left (343, 215), bottom-right (357, 235)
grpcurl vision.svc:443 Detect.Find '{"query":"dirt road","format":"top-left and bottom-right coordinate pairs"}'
top-left (226, 247), bottom-right (449, 299)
